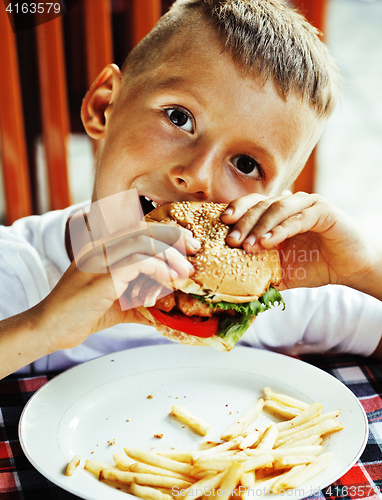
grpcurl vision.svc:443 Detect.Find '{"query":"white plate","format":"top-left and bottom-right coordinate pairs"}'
top-left (19, 345), bottom-right (368, 500)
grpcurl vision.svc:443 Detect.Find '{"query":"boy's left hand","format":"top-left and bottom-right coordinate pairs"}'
top-left (221, 192), bottom-right (378, 292)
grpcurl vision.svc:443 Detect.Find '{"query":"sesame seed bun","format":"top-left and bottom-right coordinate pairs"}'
top-left (145, 201), bottom-right (282, 302)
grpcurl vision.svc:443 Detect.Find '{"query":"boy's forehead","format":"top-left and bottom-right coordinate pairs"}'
top-left (124, 19), bottom-right (227, 88)
top-left (128, 28), bottom-right (251, 102)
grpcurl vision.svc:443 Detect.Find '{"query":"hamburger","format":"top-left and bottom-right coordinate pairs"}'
top-left (137, 201), bottom-right (284, 351)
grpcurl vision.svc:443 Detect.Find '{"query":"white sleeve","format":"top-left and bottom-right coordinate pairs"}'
top-left (240, 285), bottom-right (382, 357)
top-left (0, 254), bottom-right (30, 319)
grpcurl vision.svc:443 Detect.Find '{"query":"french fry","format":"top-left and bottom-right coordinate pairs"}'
top-left (124, 447), bottom-right (193, 475)
top-left (276, 411), bottom-right (341, 444)
top-left (273, 453), bottom-right (333, 492)
top-left (243, 475), bottom-right (279, 499)
top-left (241, 453), bottom-right (274, 473)
top-left (65, 455), bottom-right (81, 476)
top-left (276, 403), bottom-right (323, 432)
top-left (276, 419), bottom-right (343, 448)
top-left (157, 488), bottom-right (176, 496)
top-left (129, 462), bottom-right (194, 482)
top-left (100, 469), bottom-right (192, 489)
top-left (113, 452), bottom-right (135, 470)
top-left (263, 387), bottom-right (310, 411)
top-left (192, 469), bottom-right (217, 479)
top-left (199, 441), bottom-right (220, 450)
top-left (245, 444), bottom-right (323, 459)
top-left (193, 455), bottom-right (248, 472)
top-left (192, 436), bottom-right (243, 461)
top-left (264, 399), bottom-right (302, 419)
top-left (102, 478), bottom-right (131, 493)
top-left (277, 435), bottom-right (322, 449)
top-left (84, 459), bottom-right (118, 476)
top-left (129, 482), bottom-right (174, 500)
top-left (157, 450), bottom-right (195, 462)
top-left (180, 471), bottom-right (227, 500)
top-left (239, 430), bottom-right (261, 449)
top-left (219, 462), bottom-right (245, 498)
top-left (270, 465), bottom-right (307, 494)
top-left (192, 450), bottom-right (238, 468)
top-left (221, 399), bottom-right (265, 441)
top-left (171, 406), bottom-right (211, 436)
top-left (240, 472), bottom-right (255, 489)
top-left (200, 451), bottom-right (239, 462)
top-left (274, 455), bottom-right (318, 469)
top-left (256, 423), bottom-right (279, 451)
top-left (271, 445), bottom-right (323, 459)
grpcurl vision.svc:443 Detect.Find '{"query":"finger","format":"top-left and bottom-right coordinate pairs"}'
top-left (225, 196), bottom-right (284, 247)
top-left (229, 193), bottom-right (312, 251)
top-left (79, 233), bottom-right (194, 279)
top-left (148, 223), bottom-right (201, 255)
top-left (129, 277), bottom-right (165, 308)
top-left (110, 252), bottom-right (183, 291)
top-left (220, 193), bottom-right (269, 224)
top-left (245, 196), bottom-right (321, 251)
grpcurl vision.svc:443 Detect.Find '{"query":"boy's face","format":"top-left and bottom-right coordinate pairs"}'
top-left (85, 24), bottom-right (323, 212)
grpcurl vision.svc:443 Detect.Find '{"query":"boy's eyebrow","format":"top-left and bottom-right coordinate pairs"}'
top-left (151, 75), bottom-right (208, 108)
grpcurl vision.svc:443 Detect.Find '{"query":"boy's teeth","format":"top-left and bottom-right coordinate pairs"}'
top-left (144, 196), bottom-right (159, 208)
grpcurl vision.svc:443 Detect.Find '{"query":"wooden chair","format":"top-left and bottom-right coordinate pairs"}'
top-left (0, 0), bottom-right (161, 226)
top-left (0, 0), bottom-right (325, 226)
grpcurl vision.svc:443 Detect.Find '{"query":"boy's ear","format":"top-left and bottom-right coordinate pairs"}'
top-left (81, 64), bottom-right (121, 139)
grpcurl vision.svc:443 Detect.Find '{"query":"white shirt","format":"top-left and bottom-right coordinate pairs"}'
top-left (1, 204), bottom-right (381, 374)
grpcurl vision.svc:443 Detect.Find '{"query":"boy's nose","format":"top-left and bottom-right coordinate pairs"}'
top-left (169, 152), bottom-right (216, 200)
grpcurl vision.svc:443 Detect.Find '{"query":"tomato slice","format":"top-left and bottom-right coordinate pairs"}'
top-left (148, 308), bottom-right (219, 338)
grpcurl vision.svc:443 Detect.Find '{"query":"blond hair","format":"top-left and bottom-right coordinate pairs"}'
top-left (122, 0), bottom-right (340, 119)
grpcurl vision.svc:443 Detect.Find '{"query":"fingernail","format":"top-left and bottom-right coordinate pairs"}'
top-left (186, 260), bottom-right (195, 271)
top-left (222, 208), bottom-right (234, 216)
top-left (170, 269), bottom-right (179, 280)
top-left (263, 232), bottom-right (272, 240)
top-left (190, 238), bottom-right (201, 251)
top-left (228, 230), bottom-right (241, 241)
top-left (244, 235), bottom-right (256, 246)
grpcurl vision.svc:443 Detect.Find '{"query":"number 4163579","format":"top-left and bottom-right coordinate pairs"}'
top-left (6, 3), bottom-right (61, 14)
top-left (325, 485), bottom-right (381, 497)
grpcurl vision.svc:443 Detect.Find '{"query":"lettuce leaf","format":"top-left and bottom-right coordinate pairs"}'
top-left (191, 287), bottom-right (285, 350)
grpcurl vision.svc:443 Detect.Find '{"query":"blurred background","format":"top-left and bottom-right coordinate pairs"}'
top-left (0, 0), bottom-right (381, 242)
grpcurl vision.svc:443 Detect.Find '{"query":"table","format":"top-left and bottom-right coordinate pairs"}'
top-left (1, 353), bottom-right (381, 500)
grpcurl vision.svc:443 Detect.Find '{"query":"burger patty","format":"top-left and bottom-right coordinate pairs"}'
top-left (155, 291), bottom-right (236, 317)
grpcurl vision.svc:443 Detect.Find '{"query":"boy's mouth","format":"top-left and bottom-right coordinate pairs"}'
top-left (140, 196), bottom-right (159, 215)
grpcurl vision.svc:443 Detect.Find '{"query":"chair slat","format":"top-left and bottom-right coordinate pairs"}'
top-left (131, 0), bottom-right (162, 46)
top-left (0, 9), bottom-right (33, 225)
top-left (84, 0), bottom-right (113, 87)
top-left (35, 16), bottom-right (71, 211)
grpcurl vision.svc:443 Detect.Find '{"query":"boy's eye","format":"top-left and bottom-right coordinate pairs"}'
top-left (231, 156), bottom-right (262, 178)
top-left (165, 108), bottom-right (194, 133)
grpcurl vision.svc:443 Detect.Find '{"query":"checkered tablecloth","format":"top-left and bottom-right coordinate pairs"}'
top-left (1, 354), bottom-right (381, 500)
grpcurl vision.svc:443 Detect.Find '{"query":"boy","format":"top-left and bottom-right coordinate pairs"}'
top-left (0, 0), bottom-right (382, 379)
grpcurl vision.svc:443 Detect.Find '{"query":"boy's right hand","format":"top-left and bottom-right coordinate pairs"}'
top-left (221, 191), bottom-right (382, 300)
top-left (37, 223), bottom-right (199, 352)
